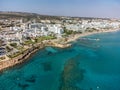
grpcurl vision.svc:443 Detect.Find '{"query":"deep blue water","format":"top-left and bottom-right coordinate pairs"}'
top-left (0, 31), bottom-right (120, 90)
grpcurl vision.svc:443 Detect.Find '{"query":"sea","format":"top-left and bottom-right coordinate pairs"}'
top-left (0, 31), bottom-right (120, 90)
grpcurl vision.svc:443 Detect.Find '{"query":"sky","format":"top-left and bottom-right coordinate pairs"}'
top-left (0, 0), bottom-right (120, 18)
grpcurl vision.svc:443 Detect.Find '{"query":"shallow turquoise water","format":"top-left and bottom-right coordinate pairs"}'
top-left (0, 31), bottom-right (120, 90)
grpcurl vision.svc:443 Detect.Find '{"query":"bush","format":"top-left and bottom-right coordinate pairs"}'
top-left (10, 43), bottom-right (17, 48)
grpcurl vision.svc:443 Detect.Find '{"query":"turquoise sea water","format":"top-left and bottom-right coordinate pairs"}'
top-left (0, 31), bottom-right (120, 90)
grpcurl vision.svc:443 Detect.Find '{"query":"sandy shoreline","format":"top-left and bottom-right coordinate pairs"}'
top-left (0, 28), bottom-right (119, 72)
top-left (66, 29), bottom-right (120, 43)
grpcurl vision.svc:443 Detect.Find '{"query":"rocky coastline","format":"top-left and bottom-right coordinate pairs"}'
top-left (0, 29), bottom-right (119, 72)
top-left (0, 40), bottom-right (71, 72)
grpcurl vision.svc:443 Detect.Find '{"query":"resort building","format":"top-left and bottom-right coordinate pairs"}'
top-left (1, 31), bottom-right (23, 45)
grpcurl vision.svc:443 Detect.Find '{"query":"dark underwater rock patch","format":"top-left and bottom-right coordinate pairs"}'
top-left (59, 58), bottom-right (84, 90)
top-left (41, 62), bottom-right (52, 71)
top-left (18, 83), bottom-right (29, 89)
top-left (25, 75), bottom-right (36, 83)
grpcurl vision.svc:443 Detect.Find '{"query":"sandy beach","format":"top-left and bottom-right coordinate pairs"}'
top-left (66, 29), bottom-right (120, 43)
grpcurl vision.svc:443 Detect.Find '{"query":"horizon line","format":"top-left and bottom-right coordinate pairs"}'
top-left (0, 10), bottom-right (118, 19)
